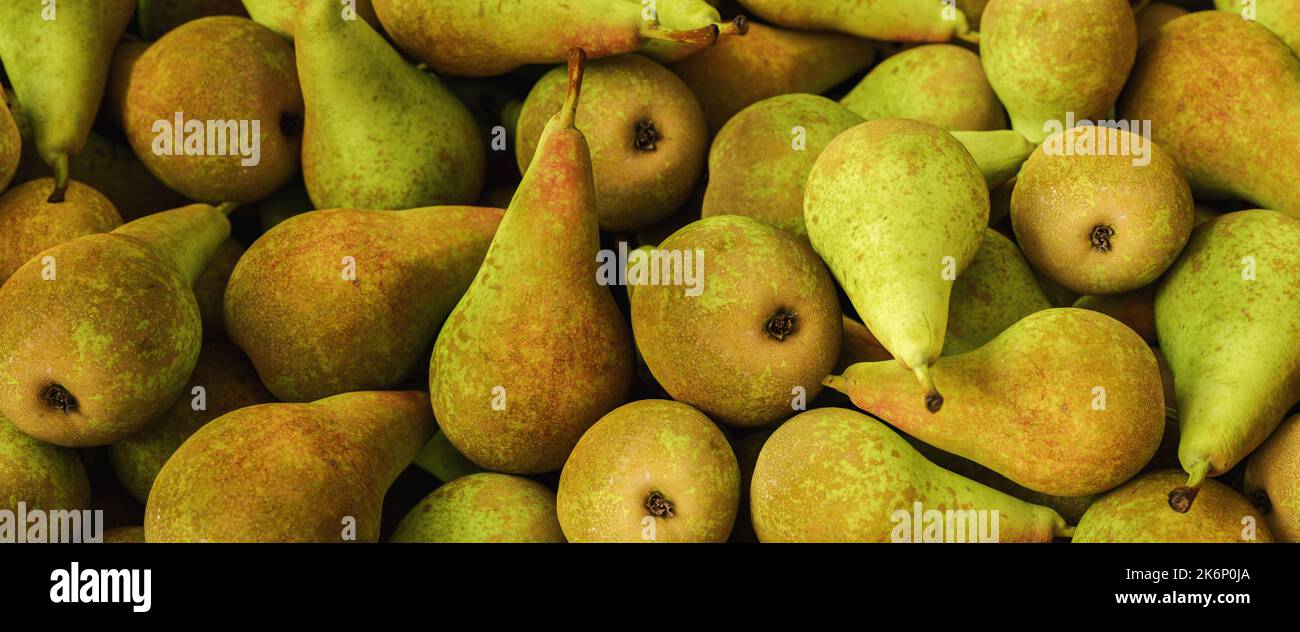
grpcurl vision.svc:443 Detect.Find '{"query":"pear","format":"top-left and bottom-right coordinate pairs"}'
top-left (1156, 210), bottom-right (1300, 511)
top-left (412, 429), bottom-right (486, 484)
top-left (371, 0), bottom-right (725, 77)
top-left (108, 341), bottom-right (275, 504)
top-left (981, 0), bottom-right (1136, 143)
top-left (123, 17), bottom-right (303, 204)
top-left (390, 473), bottom-right (564, 543)
top-left (642, 0), bottom-right (749, 64)
top-left (429, 50), bottom-right (634, 474)
top-left (736, 0), bottom-right (979, 42)
top-left (0, 0), bottom-right (135, 200)
top-left (630, 216), bottom-right (842, 427)
top-left (1073, 286), bottom-right (1157, 345)
top-left (242, 0), bottom-right (380, 39)
top-left (557, 400), bottom-right (739, 543)
top-left (949, 130), bottom-right (1036, 188)
top-left (1215, 0), bottom-right (1300, 54)
top-left (841, 44), bottom-right (1005, 131)
top-left (1136, 2), bottom-right (1187, 46)
top-left (826, 308), bottom-right (1165, 497)
top-left (1121, 11), bottom-right (1300, 217)
top-left (0, 94), bottom-right (18, 191)
top-left (138, 0), bottom-right (248, 39)
top-left (751, 408), bottom-right (1071, 542)
top-left (1244, 413), bottom-right (1300, 542)
top-left (515, 54), bottom-right (708, 231)
top-left (194, 239), bottom-right (243, 340)
top-left (943, 229), bottom-right (1052, 355)
top-left (296, 0), bottom-right (484, 211)
top-left (0, 203), bottom-right (233, 447)
top-left (1012, 125), bottom-right (1194, 295)
top-left (1073, 471), bottom-right (1274, 542)
top-left (1, 417), bottom-right (91, 513)
top-left (670, 22), bottom-right (876, 132)
top-left (805, 118), bottom-right (989, 411)
top-left (836, 316), bottom-right (893, 370)
top-left (0, 178), bottom-right (122, 284)
top-left (145, 390), bottom-right (433, 542)
top-left (226, 205), bottom-right (502, 402)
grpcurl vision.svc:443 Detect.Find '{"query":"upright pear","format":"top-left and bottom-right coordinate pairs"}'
top-left (225, 206), bottom-right (503, 402)
top-left (736, 0), bottom-right (978, 42)
top-left (841, 44), bottom-right (1005, 131)
top-left (0, 178), bottom-right (122, 283)
top-left (826, 309), bottom-right (1165, 497)
top-left (296, 0), bottom-right (485, 210)
top-left (145, 390), bottom-right (433, 542)
top-left (750, 408), bottom-right (1071, 543)
top-left (0, 203), bottom-right (233, 447)
top-left (805, 118), bottom-right (989, 411)
top-left (0, 0), bottom-right (135, 200)
top-left (1156, 210), bottom-right (1300, 511)
top-left (429, 50), bottom-right (634, 474)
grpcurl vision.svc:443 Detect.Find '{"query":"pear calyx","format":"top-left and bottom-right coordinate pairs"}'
top-left (1090, 224), bottom-right (1115, 252)
top-left (765, 309), bottom-right (797, 341)
top-left (42, 384), bottom-right (78, 415)
top-left (634, 120), bottom-right (660, 151)
top-left (645, 491), bottom-right (675, 518)
top-left (725, 16), bottom-right (750, 37)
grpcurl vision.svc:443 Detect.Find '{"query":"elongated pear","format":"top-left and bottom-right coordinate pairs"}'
top-left (1156, 210), bottom-right (1300, 511)
top-left (145, 390), bottom-right (433, 542)
top-left (805, 118), bottom-right (989, 411)
top-left (0, 203), bottom-right (233, 447)
top-left (949, 130), bottom-right (1036, 188)
top-left (841, 44), bottom-right (1005, 131)
top-left (225, 206), bottom-right (503, 402)
top-left (643, 0), bottom-right (748, 64)
top-left (826, 309), bottom-right (1165, 497)
top-left (0, 0), bottom-right (135, 200)
top-left (296, 0), bottom-right (484, 210)
top-left (737, 0), bottom-right (978, 42)
top-left (429, 50), bottom-right (634, 474)
top-left (242, 0), bottom-right (379, 39)
top-left (751, 408), bottom-right (1071, 542)
top-left (943, 229), bottom-right (1052, 355)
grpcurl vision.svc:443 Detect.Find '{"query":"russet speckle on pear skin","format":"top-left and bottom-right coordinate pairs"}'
top-left (1245, 413), bottom-right (1300, 543)
top-left (1073, 471), bottom-right (1274, 543)
top-left (841, 44), bottom-right (1005, 132)
top-left (0, 178), bottom-right (123, 283)
top-left (0, 417), bottom-right (91, 513)
top-left (391, 473), bottom-right (564, 543)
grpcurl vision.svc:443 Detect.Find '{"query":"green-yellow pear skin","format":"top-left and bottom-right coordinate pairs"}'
top-left (1121, 12), bottom-right (1300, 217)
top-left (981, 0), bottom-right (1136, 143)
top-left (943, 229), bottom-right (1052, 356)
top-left (670, 22), bottom-right (876, 132)
top-left (0, 0), bottom-right (135, 200)
top-left (1136, 2), bottom-right (1187, 47)
top-left (1, 418), bottom-right (91, 513)
top-left (194, 239), bottom-right (243, 340)
top-left (1245, 413), bottom-right (1300, 542)
top-left (145, 390), bottom-right (434, 543)
top-left (557, 400), bottom-right (739, 543)
top-left (1073, 471), bottom-right (1274, 542)
top-left (0, 204), bottom-right (232, 447)
top-left (826, 309), bottom-right (1165, 497)
top-left (0, 178), bottom-right (122, 284)
top-left (630, 216), bottom-right (842, 427)
top-left (390, 473), bottom-right (564, 543)
top-left (108, 341), bottom-right (275, 504)
top-left (226, 206), bottom-right (503, 402)
top-left (805, 118), bottom-right (989, 411)
top-left (138, 0), bottom-right (249, 39)
top-left (371, 0), bottom-right (723, 77)
top-left (515, 54), bottom-right (708, 232)
top-left (1215, 0), bottom-right (1300, 54)
top-left (750, 408), bottom-right (1071, 543)
top-left (124, 17), bottom-right (304, 204)
top-left (703, 94), bottom-right (864, 238)
top-left (836, 316), bottom-right (894, 370)
top-left (841, 44), bottom-right (1006, 131)
top-left (242, 0), bottom-right (380, 39)
top-left (1155, 210), bottom-right (1300, 511)
top-left (296, 0), bottom-right (485, 211)
top-left (642, 0), bottom-right (748, 64)
top-left (1012, 125), bottom-right (1194, 295)
top-left (430, 51), bottom-right (634, 475)
top-left (736, 0), bottom-right (978, 42)
top-left (949, 130), bottom-right (1036, 188)
top-left (412, 429), bottom-right (486, 484)
top-left (0, 95), bottom-right (18, 191)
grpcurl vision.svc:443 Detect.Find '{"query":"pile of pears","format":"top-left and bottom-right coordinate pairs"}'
top-left (1, 0), bottom-right (1298, 544)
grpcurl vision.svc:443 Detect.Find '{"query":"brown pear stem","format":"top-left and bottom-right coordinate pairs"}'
top-left (559, 48), bottom-right (587, 130)
top-left (719, 16), bottom-right (749, 37)
top-left (47, 154), bottom-right (70, 203)
top-left (216, 202), bottom-right (241, 216)
top-left (1168, 460), bottom-right (1209, 513)
top-left (914, 365), bottom-right (943, 413)
top-left (641, 22), bottom-right (720, 47)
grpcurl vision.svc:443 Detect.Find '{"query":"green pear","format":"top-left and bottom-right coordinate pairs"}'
top-left (1121, 11), bottom-right (1300, 217)
top-left (226, 205), bottom-right (501, 402)
top-left (630, 216), bottom-right (842, 427)
top-left (145, 390), bottom-right (434, 542)
top-left (1136, 2), bottom-right (1187, 46)
top-left (429, 51), bottom-right (634, 474)
top-left (138, 0), bottom-right (248, 39)
top-left (515, 54), bottom-right (708, 231)
top-left (1, 417), bottom-right (91, 513)
top-left (0, 178), bottom-right (122, 284)
top-left (826, 308), bottom-right (1165, 497)
top-left (981, 0), bottom-right (1136, 143)
top-left (841, 44), bottom-right (1005, 131)
top-left (242, 0), bottom-right (380, 38)
top-left (1156, 210), bottom-right (1300, 511)
top-left (557, 400), bottom-right (739, 543)
top-left (642, 0), bottom-right (748, 64)
top-left (0, 203), bottom-right (233, 447)
top-left (108, 340), bottom-right (275, 504)
top-left (412, 429), bottom-right (486, 484)
top-left (943, 229), bottom-right (1052, 355)
top-left (1073, 471), bottom-right (1274, 542)
top-left (0, 0), bottom-right (135, 200)
top-left (390, 473), bottom-right (564, 543)
top-left (751, 408), bottom-right (1071, 542)
top-left (296, 0), bottom-right (485, 210)
top-left (0, 94), bottom-right (18, 191)
top-left (736, 0), bottom-right (979, 42)
top-left (949, 130), bottom-right (1036, 188)
top-left (1244, 413), bottom-right (1300, 542)
top-left (805, 118), bottom-right (989, 411)
top-left (670, 22), bottom-right (876, 132)
top-left (1215, 0), bottom-right (1300, 54)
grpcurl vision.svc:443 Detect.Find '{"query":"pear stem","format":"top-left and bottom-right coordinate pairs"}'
top-left (640, 22), bottom-right (720, 46)
top-left (914, 365), bottom-right (943, 413)
top-left (822, 374), bottom-right (848, 393)
top-left (1168, 460), bottom-right (1209, 513)
top-left (719, 16), bottom-right (749, 37)
top-left (216, 202), bottom-right (241, 217)
top-left (957, 30), bottom-right (980, 45)
top-left (558, 48), bottom-right (587, 130)
top-left (47, 154), bottom-right (70, 203)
